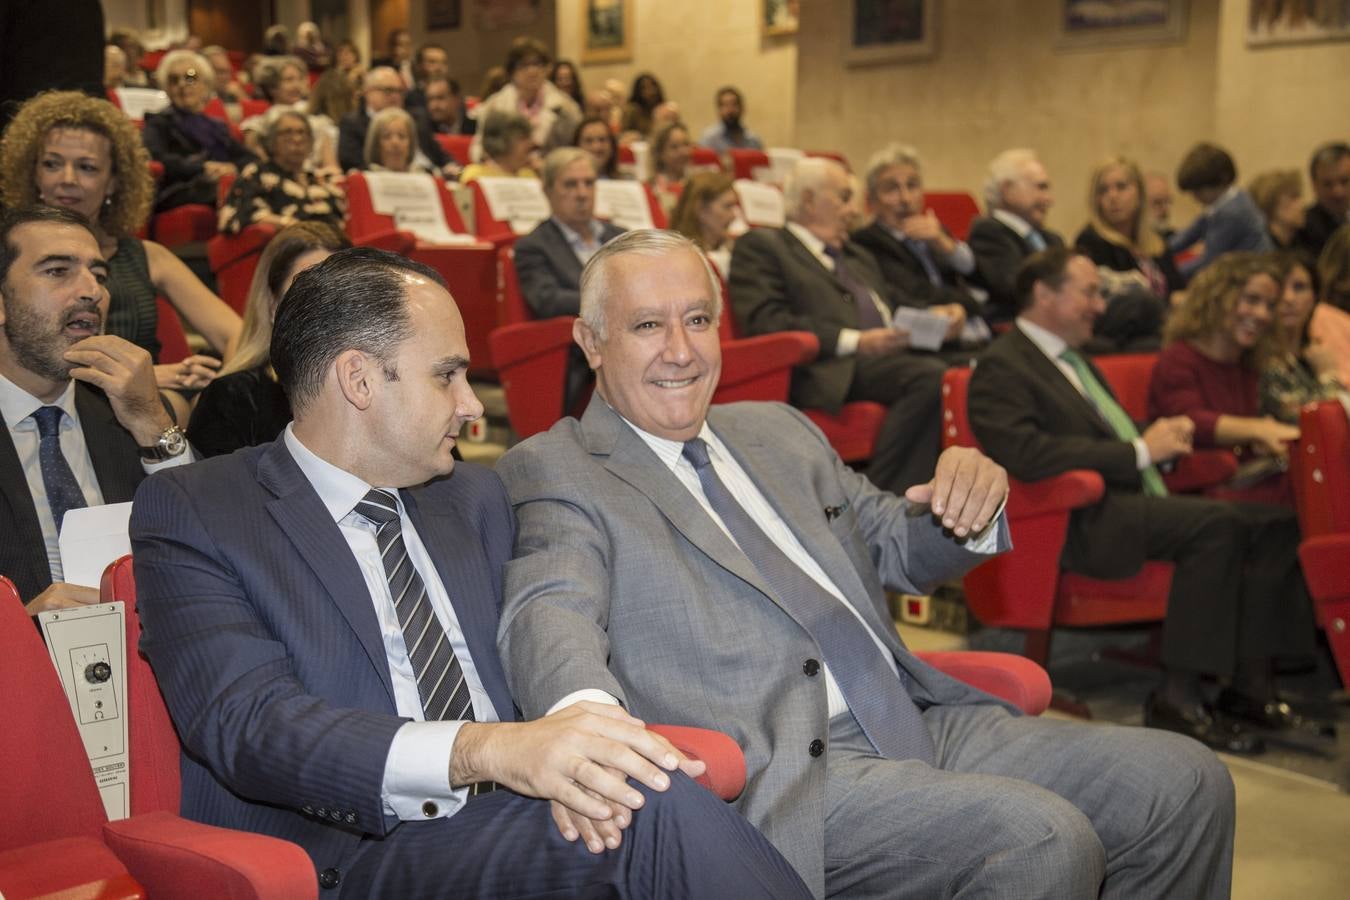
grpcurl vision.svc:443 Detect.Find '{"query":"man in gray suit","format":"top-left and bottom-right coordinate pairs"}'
top-left (497, 229), bottom-right (1235, 899)
top-left (514, 148), bottom-right (625, 319)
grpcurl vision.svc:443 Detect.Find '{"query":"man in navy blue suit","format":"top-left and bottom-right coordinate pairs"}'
top-left (129, 248), bottom-right (810, 898)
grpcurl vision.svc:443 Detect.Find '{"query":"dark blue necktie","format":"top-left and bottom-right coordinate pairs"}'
top-left (682, 438), bottom-right (935, 763)
top-left (906, 239), bottom-right (944, 287)
top-left (824, 245), bottom-right (886, 330)
top-left (33, 406), bottom-right (87, 532)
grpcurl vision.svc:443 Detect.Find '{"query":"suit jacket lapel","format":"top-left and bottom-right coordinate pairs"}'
top-left (544, 220), bottom-right (585, 288)
top-left (403, 490), bottom-right (517, 721)
top-left (77, 385), bottom-right (142, 502)
top-left (1007, 329), bottom-right (1114, 438)
top-left (779, 228), bottom-right (852, 299)
top-left (256, 441), bottom-right (397, 708)
top-left (0, 426), bottom-right (47, 594)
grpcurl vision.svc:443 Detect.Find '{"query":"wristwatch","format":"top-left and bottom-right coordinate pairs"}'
top-left (139, 425), bottom-right (188, 461)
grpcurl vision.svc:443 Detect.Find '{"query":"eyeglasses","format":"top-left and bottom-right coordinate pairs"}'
top-left (166, 69), bottom-right (200, 87)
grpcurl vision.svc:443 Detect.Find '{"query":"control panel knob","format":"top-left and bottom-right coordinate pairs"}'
top-left (84, 661), bottom-right (112, 684)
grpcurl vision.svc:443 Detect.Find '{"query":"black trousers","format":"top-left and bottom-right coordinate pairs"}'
top-left (845, 351), bottom-right (947, 495)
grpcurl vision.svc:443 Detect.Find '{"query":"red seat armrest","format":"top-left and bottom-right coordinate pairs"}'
top-left (1006, 470), bottom-right (1105, 519)
top-left (103, 811), bottom-right (317, 900)
top-left (207, 224), bottom-right (278, 270)
top-left (1165, 449), bottom-right (1238, 493)
top-left (916, 650), bottom-right (1052, 715)
top-left (647, 724), bottom-right (746, 801)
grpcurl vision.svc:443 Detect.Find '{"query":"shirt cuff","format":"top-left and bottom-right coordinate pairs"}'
top-left (964, 497), bottom-right (1008, 553)
top-left (836, 328), bottom-right (861, 357)
top-left (140, 447), bottom-right (194, 476)
top-left (1132, 438), bottom-right (1152, 470)
top-left (547, 689), bottom-right (622, 716)
top-left (947, 241), bottom-right (975, 275)
top-left (381, 720), bottom-right (469, 821)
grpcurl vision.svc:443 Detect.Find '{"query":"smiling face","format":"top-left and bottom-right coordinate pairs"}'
top-left (1277, 263), bottom-right (1316, 344)
top-left (697, 189), bottom-right (739, 247)
top-left (578, 248), bottom-right (722, 442)
top-left (1223, 273), bottom-right (1279, 352)
top-left (274, 63), bottom-right (307, 104)
top-left (35, 127), bottom-right (117, 225)
top-left (1313, 154), bottom-right (1350, 218)
top-left (0, 221), bottom-right (109, 392)
top-left (165, 59), bottom-right (209, 113)
top-left (659, 127), bottom-right (691, 178)
top-left (1031, 255), bottom-right (1105, 349)
top-left (1001, 158), bottom-right (1053, 228)
top-left (1095, 164), bottom-right (1140, 235)
top-left (871, 161), bottom-right (924, 229)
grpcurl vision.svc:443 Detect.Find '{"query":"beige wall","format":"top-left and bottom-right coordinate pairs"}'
top-left (407, 0), bottom-right (556, 98)
top-left (554, 0), bottom-right (798, 148)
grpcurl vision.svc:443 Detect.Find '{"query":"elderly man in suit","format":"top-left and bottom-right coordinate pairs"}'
top-left (496, 229), bottom-right (1235, 900)
top-left (129, 247), bottom-right (811, 898)
top-left (729, 156), bottom-right (947, 494)
top-left (968, 147), bottom-right (1064, 320)
top-left (336, 65), bottom-right (452, 174)
top-left (1, 206), bottom-right (189, 612)
top-left (515, 147), bottom-right (625, 319)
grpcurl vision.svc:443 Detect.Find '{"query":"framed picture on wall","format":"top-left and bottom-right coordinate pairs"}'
top-left (763, 0), bottom-right (800, 37)
top-left (581, 0), bottom-right (634, 64)
top-left (473, 0), bottom-right (540, 31)
top-left (1057, 0), bottom-right (1187, 49)
top-left (1247, 1), bottom-right (1350, 46)
top-left (844, 0), bottom-right (937, 66)
top-left (427, 0), bottom-right (461, 31)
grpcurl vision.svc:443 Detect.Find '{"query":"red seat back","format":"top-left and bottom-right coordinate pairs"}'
top-left (207, 224), bottom-right (278, 315)
top-left (1292, 400), bottom-right (1350, 538)
top-left (239, 98), bottom-right (270, 120)
top-left (689, 145), bottom-right (723, 173)
top-left (728, 149), bottom-right (770, 182)
top-left (344, 172), bottom-right (470, 242)
top-left (497, 245), bottom-right (532, 326)
top-left (489, 317), bottom-right (577, 439)
top-left (714, 333), bottom-right (817, 405)
top-left (155, 297), bottom-right (192, 365)
top-left (466, 179), bottom-right (530, 246)
top-left (1093, 352), bottom-right (1157, 421)
top-left (925, 191), bottom-right (981, 242)
top-left (434, 133), bottom-right (473, 166)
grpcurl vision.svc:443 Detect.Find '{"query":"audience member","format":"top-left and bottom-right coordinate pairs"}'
top-left (473, 38), bottom-right (581, 159)
top-left (459, 111), bottom-right (535, 183)
top-left (1170, 142), bottom-right (1272, 276)
top-left (574, 116), bottom-right (619, 179)
top-left (404, 42), bottom-right (451, 112)
top-left (497, 227), bottom-right (1237, 900)
top-left (1149, 253), bottom-right (1299, 504)
top-left (107, 27), bottom-right (150, 87)
top-left (647, 121), bottom-right (691, 217)
top-left (336, 66), bottom-right (450, 174)
top-left (242, 57), bottom-right (338, 171)
top-left (1249, 169), bottom-right (1306, 250)
top-left (1073, 156), bottom-right (1178, 350)
top-left (1297, 142), bottom-right (1350, 260)
top-left (1145, 170), bottom-right (1175, 240)
top-left (970, 247), bottom-right (1319, 750)
top-left (852, 143), bottom-right (987, 349)
top-left (142, 49), bottom-right (256, 210)
top-left (364, 107), bottom-right (436, 175)
top-left (669, 171), bottom-right (739, 276)
top-left (307, 69), bottom-right (355, 157)
top-left (550, 59), bottom-right (584, 109)
top-left (968, 148), bottom-right (1063, 321)
top-left (0, 90), bottom-right (239, 406)
top-left (730, 156), bottom-right (947, 494)
top-left (218, 111), bottom-right (345, 234)
top-left (0, 206), bottom-right (191, 610)
top-left (697, 87), bottom-right (763, 154)
top-left (188, 222), bottom-right (348, 457)
top-left (1260, 252), bottom-right (1347, 423)
top-left (333, 39), bottom-right (365, 87)
top-left (104, 44), bottom-right (127, 90)
top-left (478, 65), bottom-right (508, 102)
top-left (515, 148), bottom-right (624, 319)
top-left (370, 27), bottom-right (414, 88)
top-left (130, 245), bottom-right (811, 900)
top-left (293, 21), bottom-right (330, 72)
top-left (423, 76), bottom-right (475, 136)
top-left (621, 73), bottom-right (665, 138)
top-left (1313, 225), bottom-right (1350, 384)
top-left (583, 89), bottom-right (618, 133)
top-left (202, 45), bottom-right (248, 107)
top-left (261, 24), bottom-right (290, 58)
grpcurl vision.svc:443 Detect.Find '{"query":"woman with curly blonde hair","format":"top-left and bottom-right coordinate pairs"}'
top-left (0, 90), bottom-right (241, 404)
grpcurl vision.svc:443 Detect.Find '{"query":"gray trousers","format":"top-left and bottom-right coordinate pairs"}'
top-left (823, 705), bottom-right (1234, 899)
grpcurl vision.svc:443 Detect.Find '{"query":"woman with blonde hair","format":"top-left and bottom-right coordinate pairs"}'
top-left (0, 90), bottom-right (241, 412)
top-left (648, 120), bottom-right (692, 218)
top-left (669, 171), bottom-right (739, 276)
top-left (363, 107), bottom-right (436, 174)
top-left (1248, 169), bottom-right (1305, 251)
top-left (188, 222), bottom-right (349, 456)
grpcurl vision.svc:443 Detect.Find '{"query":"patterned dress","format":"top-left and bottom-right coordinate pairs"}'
top-left (217, 161), bottom-right (346, 234)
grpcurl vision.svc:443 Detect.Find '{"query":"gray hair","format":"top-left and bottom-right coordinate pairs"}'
top-left (864, 143), bottom-right (923, 200)
top-left (364, 107), bottom-right (415, 168)
top-left (542, 146), bottom-right (592, 190)
top-left (783, 156), bottom-right (843, 220)
top-left (579, 230), bottom-right (722, 340)
top-left (263, 107), bottom-right (312, 155)
top-left (155, 49), bottom-right (215, 91)
top-left (479, 110), bottom-right (533, 162)
top-left (255, 55), bottom-right (307, 100)
top-left (983, 148), bottom-right (1039, 211)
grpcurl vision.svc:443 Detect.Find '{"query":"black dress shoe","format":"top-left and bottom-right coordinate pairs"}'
top-left (1214, 689), bottom-right (1337, 737)
top-left (1144, 693), bottom-right (1266, 755)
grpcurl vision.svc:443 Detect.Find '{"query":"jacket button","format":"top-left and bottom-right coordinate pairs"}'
top-left (328, 810), bottom-right (343, 822)
top-left (318, 868), bottom-right (341, 890)
top-left (345, 812), bottom-right (357, 824)
top-left (315, 807), bottom-right (328, 817)
top-left (422, 800), bottom-right (439, 817)
top-left (301, 805), bottom-right (314, 815)
top-left (802, 658), bottom-right (820, 676)
top-left (809, 739), bottom-right (824, 757)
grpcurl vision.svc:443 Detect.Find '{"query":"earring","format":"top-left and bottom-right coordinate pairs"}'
top-left (103, 195), bottom-right (113, 209)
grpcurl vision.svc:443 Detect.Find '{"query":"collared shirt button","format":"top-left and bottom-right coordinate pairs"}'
top-left (422, 800), bottom-right (439, 817)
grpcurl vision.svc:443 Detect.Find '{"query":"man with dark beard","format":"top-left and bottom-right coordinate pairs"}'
top-left (0, 207), bottom-right (189, 611)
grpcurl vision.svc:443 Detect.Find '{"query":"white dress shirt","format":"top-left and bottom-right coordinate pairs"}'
top-left (554, 414), bottom-right (1003, 722)
top-left (283, 425), bottom-right (499, 822)
top-left (881, 221), bottom-right (976, 276)
top-left (785, 221), bottom-right (891, 358)
top-left (1014, 319), bottom-right (1153, 470)
top-left (0, 373), bottom-right (189, 582)
top-left (552, 216), bottom-right (607, 266)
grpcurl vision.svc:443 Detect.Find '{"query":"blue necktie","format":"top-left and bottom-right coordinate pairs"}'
top-left (33, 406), bottom-right (87, 533)
top-left (682, 438), bottom-right (935, 763)
top-left (906, 239), bottom-right (943, 287)
top-left (824, 245), bottom-right (886, 330)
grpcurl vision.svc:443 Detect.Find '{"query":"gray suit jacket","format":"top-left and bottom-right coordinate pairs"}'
top-left (496, 398), bottom-right (1012, 896)
top-left (513, 218), bottom-right (625, 319)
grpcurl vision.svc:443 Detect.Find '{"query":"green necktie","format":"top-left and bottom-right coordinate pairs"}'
top-left (1059, 349), bottom-right (1168, 497)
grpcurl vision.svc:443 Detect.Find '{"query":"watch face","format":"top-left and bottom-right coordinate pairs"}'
top-left (162, 427), bottom-right (188, 456)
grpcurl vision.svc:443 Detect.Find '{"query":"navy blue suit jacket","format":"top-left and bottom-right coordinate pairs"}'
top-left (129, 438), bottom-right (517, 874)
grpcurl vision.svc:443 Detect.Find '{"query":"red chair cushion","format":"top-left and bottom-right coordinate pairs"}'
top-left (804, 403), bottom-right (887, 462)
top-left (0, 838), bottom-right (143, 900)
top-left (646, 725), bottom-right (745, 801)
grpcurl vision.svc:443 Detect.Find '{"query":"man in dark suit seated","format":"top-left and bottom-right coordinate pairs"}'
top-left (851, 142), bottom-right (991, 350)
top-left (337, 66), bottom-right (451, 174)
top-left (1296, 142), bottom-right (1350, 259)
top-left (0, 207), bottom-right (190, 613)
top-left (967, 148), bottom-right (1064, 320)
top-left (128, 247), bottom-right (811, 899)
top-left (402, 42), bottom-right (450, 113)
top-left (729, 156), bottom-right (947, 494)
top-left (496, 229), bottom-right (1236, 899)
top-left (969, 247), bottom-right (1323, 751)
top-left (423, 76), bottom-right (476, 136)
top-left (515, 148), bottom-right (625, 319)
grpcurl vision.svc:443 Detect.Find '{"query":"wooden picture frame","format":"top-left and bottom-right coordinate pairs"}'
top-left (1056, 0), bottom-right (1187, 50)
top-left (427, 0), bottom-right (461, 31)
top-left (844, 0), bottom-right (937, 67)
top-left (1246, 0), bottom-right (1350, 47)
top-left (580, 0), bottom-right (634, 64)
top-left (762, 0), bottom-right (800, 37)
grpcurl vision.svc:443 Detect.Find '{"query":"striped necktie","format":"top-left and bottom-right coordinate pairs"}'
top-left (1058, 350), bottom-right (1168, 497)
top-left (33, 406), bottom-right (87, 532)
